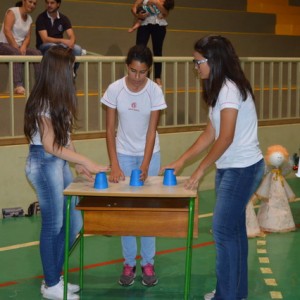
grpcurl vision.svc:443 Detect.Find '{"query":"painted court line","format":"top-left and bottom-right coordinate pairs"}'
top-left (0, 241), bottom-right (39, 252)
top-left (0, 240), bottom-right (214, 289)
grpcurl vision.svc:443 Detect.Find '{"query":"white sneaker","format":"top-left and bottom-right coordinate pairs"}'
top-left (42, 281), bottom-right (79, 300)
top-left (204, 290), bottom-right (216, 300)
top-left (59, 276), bottom-right (80, 293)
top-left (41, 276), bottom-right (80, 294)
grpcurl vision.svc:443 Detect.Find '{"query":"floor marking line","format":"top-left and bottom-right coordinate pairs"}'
top-left (0, 281), bottom-right (18, 288)
top-left (0, 241), bottom-right (39, 252)
top-left (0, 240), bottom-right (215, 288)
top-left (257, 234), bottom-right (285, 299)
top-left (264, 278), bottom-right (278, 286)
top-left (259, 257), bottom-right (270, 263)
top-left (270, 291), bottom-right (283, 299)
top-left (257, 249), bottom-right (267, 254)
top-left (257, 240), bottom-right (267, 245)
top-left (260, 267), bottom-right (273, 274)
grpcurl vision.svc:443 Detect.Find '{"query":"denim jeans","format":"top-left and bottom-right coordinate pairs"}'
top-left (25, 145), bottom-right (82, 287)
top-left (212, 159), bottom-right (264, 300)
top-left (118, 151), bottom-right (160, 267)
top-left (39, 43), bottom-right (82, 74)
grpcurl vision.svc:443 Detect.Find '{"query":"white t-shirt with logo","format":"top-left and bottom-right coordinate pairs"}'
top-left (209, 79), bottom-right (263, 168)
top-left (101, 77), bottom-right (167, 156)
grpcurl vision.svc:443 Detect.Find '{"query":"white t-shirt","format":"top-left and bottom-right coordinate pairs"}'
top-left (209, 79), bottom-right (263, 168)
top-left (100, 77), bottom-right (167, 156)
top-left (31, 111), bottom-right (51, 145)
top-left (31, 110), bottom-right (71, 146)
top-left (0, 7), bottom-right (32, 47)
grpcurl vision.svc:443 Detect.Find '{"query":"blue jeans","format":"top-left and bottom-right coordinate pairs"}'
top-left (39, 43), bottom-right (82, 56)
top-left (25, 145), bottom-right (82, 287)
top-left (212, 159), bottom-right (264, 300)
top-left (39, 43), bottom-right (82, 73)
top-left (118, 151), bottom-right (160, 267)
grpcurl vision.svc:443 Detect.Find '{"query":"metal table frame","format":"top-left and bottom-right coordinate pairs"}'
top-left (63, 176), bottom-right (198, 300)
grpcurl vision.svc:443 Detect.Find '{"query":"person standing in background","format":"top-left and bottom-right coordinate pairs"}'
top-left (131, 0), bottom-right (174, 87)
top-left (101, 45), bottom-right (167, 287)
top-left (0, 0), bottom-right (41, 95)
top-left (161, 35), bottom-right (264, 300)
top-left (128, 0), bottom-right (174, 34)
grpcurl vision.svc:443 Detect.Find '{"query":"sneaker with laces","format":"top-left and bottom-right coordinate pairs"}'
top-left (204, 290), bottom-right (215, 300)
top-left (42, 281), bottom-right (79, 300)
top-left (41, 276), bottom-right (80, 294)
top-left (118, 264), bottom-right (136, 286)
top-left (141, 263), bottom-right (158, 287)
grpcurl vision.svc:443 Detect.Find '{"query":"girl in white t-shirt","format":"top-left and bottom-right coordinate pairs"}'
top-left (161, 35), bottom-right (264, 300)
top-left (101, 45), bottom-right (167, 287)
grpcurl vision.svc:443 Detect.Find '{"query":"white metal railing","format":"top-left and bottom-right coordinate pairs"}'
top-left (0, 55), bottom-right (300, 141)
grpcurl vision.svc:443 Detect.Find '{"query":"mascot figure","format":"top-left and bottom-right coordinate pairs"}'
top-left (256, 145), bottom-right (296, 232)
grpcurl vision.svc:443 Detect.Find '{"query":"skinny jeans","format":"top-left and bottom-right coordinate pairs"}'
top-left (38, 43), bottom-right (82, 74)
top-left (212, 159), bottom-right (264, 300)
top-left (25, 145), bottom-right (82, 287)
top-left (117, 151), bottom-right (160, 267)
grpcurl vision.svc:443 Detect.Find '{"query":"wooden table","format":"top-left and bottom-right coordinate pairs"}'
top-left (63, 176), bottom-right (198, 300)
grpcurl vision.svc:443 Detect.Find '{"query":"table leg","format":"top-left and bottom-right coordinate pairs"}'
top-left (184, 197), bottom-right (195, 300)
top-left (79, 211), bottom-right (84, 289)
top-left (63, 196), bottom-right (72, 300)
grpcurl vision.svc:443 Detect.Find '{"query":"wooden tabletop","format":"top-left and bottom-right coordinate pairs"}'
top-left (64, 176), bottom-right (197, 198)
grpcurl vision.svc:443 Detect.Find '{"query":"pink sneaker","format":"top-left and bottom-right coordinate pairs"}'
top-left (118, 264), bottom-right (136, 286)
top-left (141, 263), bottom-right (158, 286)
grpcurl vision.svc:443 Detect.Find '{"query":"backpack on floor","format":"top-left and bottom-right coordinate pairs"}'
top-left (26, 201), bottom-right (40, 217)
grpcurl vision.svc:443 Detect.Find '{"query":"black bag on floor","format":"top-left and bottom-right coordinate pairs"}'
top-left (26, 201), bottom-right (40, 217)
top-left (2, 207), bottom-right (24, 218)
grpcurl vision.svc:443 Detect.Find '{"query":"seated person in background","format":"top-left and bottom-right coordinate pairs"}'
top-left (35, 0), bottom-right (83, 76)
top-left (128, 0), bottom-right (174, 33)
top-left (0, 0), bottom-right (41, 95)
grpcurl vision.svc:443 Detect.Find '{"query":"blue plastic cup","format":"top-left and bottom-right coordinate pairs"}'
top-left (130, 169), bottom-right (144, 186)
top-left (94, 172), bottom-right (108, 189)
top-left (163, 168), bottom-right (177, 186)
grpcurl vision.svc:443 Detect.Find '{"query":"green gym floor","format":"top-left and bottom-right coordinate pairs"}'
top-left (1, 178), bottom-right (299, 300)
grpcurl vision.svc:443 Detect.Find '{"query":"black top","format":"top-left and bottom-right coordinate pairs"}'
top-left (35, 10), bottom-right (72, 49)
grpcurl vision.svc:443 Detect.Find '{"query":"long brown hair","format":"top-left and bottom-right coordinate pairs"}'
top-left (194, 35), bottom-right (255, 107)
top-left (24, 46), bottom-right (77, 148)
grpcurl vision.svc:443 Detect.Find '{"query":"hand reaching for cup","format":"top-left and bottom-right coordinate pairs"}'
top-left (76, 161), bottom-right (110, 181)
top-left (160, 159), bottom-right (184, 176)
